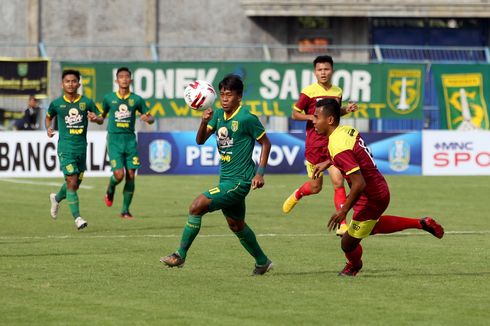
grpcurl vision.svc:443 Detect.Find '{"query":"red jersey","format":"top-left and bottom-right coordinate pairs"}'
top-left (294, 83), bottom-right (342, 149)
top-left (327, 126), bottom-right (389, 206)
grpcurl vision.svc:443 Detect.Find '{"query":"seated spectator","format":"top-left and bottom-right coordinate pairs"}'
top-left (15, 95), bottom-right (40, 130)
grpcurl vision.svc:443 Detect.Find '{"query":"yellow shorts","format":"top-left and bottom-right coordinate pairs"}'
top-left (305, 160), bottom-right (323, 179)
top-left (347, 219), bottom-right (378, 239)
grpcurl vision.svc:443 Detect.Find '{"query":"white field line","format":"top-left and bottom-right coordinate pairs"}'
top-left (0, 230), bottom-right (489, 241)
top-left (0, 178), bottom-right (93, 189)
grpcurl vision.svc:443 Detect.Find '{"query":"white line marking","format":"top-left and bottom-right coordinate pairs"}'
top-left (0, 230), bottom-right (488, 241)
top-left (0, 178), bottom-right (93, 189)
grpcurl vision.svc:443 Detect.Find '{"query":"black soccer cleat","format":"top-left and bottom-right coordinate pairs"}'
top-left (252, 259), bottom-right (273, 276)
top-left (420, 217), bottom-right (444, 239)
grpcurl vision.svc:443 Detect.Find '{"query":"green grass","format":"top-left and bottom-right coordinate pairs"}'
top-left (0, 175), bottom-right (489, 325)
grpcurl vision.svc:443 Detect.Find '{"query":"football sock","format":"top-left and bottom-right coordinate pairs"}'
top-left (176, 215), bottom-right (202, 259)
top-left (334, 186), bottom-right (347, 210)
top-left (107, 175), bottom-right (122, 195)
top-left (66, 190), bottom-right (80, 219)
top-left (121, 179), bottom-right (135, 213)
top-left (294, 181), bottom-right (312, 200)
top-left (344, 244), bottom-right (363, 268)
top-left (371, 215), bottom-right (422, 235)
top-left (234, 224), bottom-right (268, 265)
top-left (55, 182), bottom-right (67, 202)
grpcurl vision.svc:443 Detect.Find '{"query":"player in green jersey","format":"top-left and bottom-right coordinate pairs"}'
top-left (160, 75), bottom-right (273, 275)
top-left (46, 69), bottom-right (101, 230)
top-left (93, 67), bottom-right (154, 219)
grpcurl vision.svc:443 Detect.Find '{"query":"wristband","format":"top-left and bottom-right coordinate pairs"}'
top-left (256, 166), bottom-right (265, 176)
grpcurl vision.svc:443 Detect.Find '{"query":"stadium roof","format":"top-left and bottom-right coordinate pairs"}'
top-left (240, 0), bottom-right (490, 17)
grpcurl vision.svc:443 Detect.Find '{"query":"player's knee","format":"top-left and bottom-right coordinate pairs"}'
top-left (188, 198), bottom-right (208, 216)
top-left (114, 170), bottom-right (124, 181)
top-left (341, 235), bottom-right (359, 253)
top-left (227, 219), bottom-right (244, 232)
top-left (310, 184), bottom-right (322, 194)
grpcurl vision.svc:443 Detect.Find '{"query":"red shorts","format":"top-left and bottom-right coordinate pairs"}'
top-left (305, 146), bottom-right (329, 165)
top-left (352, 191), bottom-right (390, 222)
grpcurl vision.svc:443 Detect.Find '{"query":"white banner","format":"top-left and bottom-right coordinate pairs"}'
top-left (0, 131), bottom-right (111, 178)
top-left (422, 130), bottom-right (490, 175)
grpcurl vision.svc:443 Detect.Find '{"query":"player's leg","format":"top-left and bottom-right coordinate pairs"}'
top-left (105, 133), bottom-right (124, 207)
top-left (327, 165), bottom-right (348, 236)
top-left (282, 160), bottom-right (323, 213)
top-left (339, 233), bottom-right (363, 277)
top-left (120, 169), bottom-right (136, 218)
top-left (105, 169), bottom-right (124, 207)
top-left (50, 182), bottom-right (66, 219)
top-left (371, 215), bottom-right (444, 238)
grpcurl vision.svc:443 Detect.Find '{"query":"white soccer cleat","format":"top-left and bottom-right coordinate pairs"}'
top-left (49, 193), bottom-right (60, 219)
top-left (75, 217), bottom-right (88, 230)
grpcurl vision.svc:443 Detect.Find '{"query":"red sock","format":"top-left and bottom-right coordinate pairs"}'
top-left (371, 215), bottom-right (422, 235)
top-left (334, 187), bottom-right (347, 224)
top-left (294, 182), bottom-right (312, 200)
top-left (345, 244), bottom-right (363, 267)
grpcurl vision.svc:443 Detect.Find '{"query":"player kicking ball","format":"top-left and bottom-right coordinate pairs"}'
top-left (160, 75), bottom-right (273, 275)
top-left (46, 69), bottom-right (100, 230)
top-left (311, 98), bottom-right (444, 276)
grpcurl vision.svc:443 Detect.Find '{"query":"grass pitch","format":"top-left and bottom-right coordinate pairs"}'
top-left (0, 175), bottom-right (489, 325)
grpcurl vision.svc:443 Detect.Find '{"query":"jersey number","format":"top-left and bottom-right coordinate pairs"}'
top-left (358, 138), bottom-right (376, 167)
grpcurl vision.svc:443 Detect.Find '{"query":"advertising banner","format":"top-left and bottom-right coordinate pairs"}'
top-left (432, 64), bottom-right (490, 130)
top-left (0, 58), bottom-right (50, 97)
top-left (61, 62), bottom-right (425, 119)
top-left (422, 130), bottom-right (490, 175)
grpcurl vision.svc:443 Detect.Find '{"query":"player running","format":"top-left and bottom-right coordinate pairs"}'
top-left (312, 98), bottom-right (444, 276)
top-left (46, 69), bottom-right (101, 230)
top-left (282, 55), bottom-right (357, 236)
top-left (160, 74), bottom-right (273, 275)
top-left (94, 67), bottom-right (154, 219)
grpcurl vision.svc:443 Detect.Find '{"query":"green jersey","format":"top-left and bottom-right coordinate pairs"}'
top-left (102, 91), bottom-right (149, 134)
top-left (208, 106), bottom-right (266, 182)
top-left (47, 95), bottom-right (97, 154)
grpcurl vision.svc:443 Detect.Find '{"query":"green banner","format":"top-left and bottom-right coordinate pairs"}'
top-left (60, 62), bottom-right (425, 119)
top-left (0, 58), bottom-right (50, 97)
top-left (433, 64), bottom-right (490, 130)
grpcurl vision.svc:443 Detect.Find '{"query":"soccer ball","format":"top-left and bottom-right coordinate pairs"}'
top-left (184, 80), bottom-right (216, 110)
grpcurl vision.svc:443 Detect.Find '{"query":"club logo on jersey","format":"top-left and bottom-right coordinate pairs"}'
top-left (128, 99), bottom-right (135, 106)
top-left (388, 140), bottom-right (410, 172)
top-left (441, 73), bottom-right (489, 130)
top-left (17, 63), bottom-right (28, 77)
top-left (79, 102), bottom-right (86, 111)
top-left (387, 69), bottom-right (422, 115)
top-left (149, 139), bottom-right (171, 173)
top-left (65, 108), bottom-right (83, 125)
top-left (217, 127), bottom-right (234, 148)
top-left (115, 104), bottom-right (131, 120)
top-left (231, 121), bottom-right (239, 132)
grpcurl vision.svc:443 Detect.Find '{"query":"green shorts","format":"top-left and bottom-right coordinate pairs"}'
top-left (107, 133), bottom-right (140, 171)
top-left (203, 180), bottom-right (251, 220)
top-left (58, 152), bottom-right (86, 176)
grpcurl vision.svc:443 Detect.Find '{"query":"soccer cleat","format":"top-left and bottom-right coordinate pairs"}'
top-left (49, 193), bottom-right (60, 219)
top-left (338, 261), bottom-right (363, 277)
top-left (74, 217), bottom-right (88, 230)
top-left (252, 259), bottom-right (273, 276)
top-left (420, 217), bottom-right (444, 239)
top-left (104, 192), bottom-right (114, 207)
top-left (282, 190), bottom-right (299, 213)
top-left (336, 223), bottom-right (349, 237)
top-left (160, 252), bottom-right (185, 268)
top-left (120, 212), bottom-right (134, 219)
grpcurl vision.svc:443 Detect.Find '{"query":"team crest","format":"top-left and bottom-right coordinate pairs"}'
top-left (66, 164), bottom-right (74, 173)
top-left (231, 121), bottom-right (239, 132)
top-left (149, 139), bottom-right (172, 173)
top-left (128, 99), bottom-right (135, 106)
top-left (79, 102), bottom-right (86, 111)
top-left (388, 140), bottom-right (410, 172)
top-left (17, 63), bottom-right (28, 77)
top-left (441, 73), bottom-right (489, 130)
top-left (387, 69), bottom-right (422, 114)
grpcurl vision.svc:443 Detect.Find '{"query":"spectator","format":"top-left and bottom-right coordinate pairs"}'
top-left (15, 95), bottom-right (40, 130)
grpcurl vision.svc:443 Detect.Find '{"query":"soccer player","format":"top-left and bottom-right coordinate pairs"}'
top-left (311, 99), bottom-right (444, 276)
top-left (283, 55), bottom-right (357, 237)
top-left (160, 74), bottom-right (273, 275)
top-left (94, 67), bottom-right (154, 219)
top-left (46, 69), bottom-right (100, 230)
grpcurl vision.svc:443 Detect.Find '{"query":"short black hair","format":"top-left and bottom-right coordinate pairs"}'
top-left (313, 55), bottom-right (334, 68)
top-left (218, 74), bottom-right (243, 96)
top-left (116, 67), bottom-right (132, 77)
top-left (316, 98), bottom-right (341, 123)
top-left (62, 69), bottom-right (81, 81)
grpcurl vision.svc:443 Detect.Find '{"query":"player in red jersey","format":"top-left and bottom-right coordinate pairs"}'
top-left (282, 55), bottom-right (357, 236)
top-left (312, 98), bottom-right (444, 276)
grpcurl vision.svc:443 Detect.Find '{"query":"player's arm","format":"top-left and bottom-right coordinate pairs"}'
top-left (291, 93), bottom-right (313, 121)
top-left (45, 115), bottom-right (55, 138)
top-left (252, 133), bottom-right (271, 190)
top-left (87, 100), bottom-right (104, 124)
top-left (196, 108), bottom-right (214, 144)
top-left (140, 113), bottom-right (154, 124)
top-left (340, 101), bottom-right (357, 116)
top-left (327, 170), bottom-right (365, 231)
top-left (312, 159), bottom-right (332, 179)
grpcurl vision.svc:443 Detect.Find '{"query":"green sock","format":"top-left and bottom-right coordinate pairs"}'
top-left (55, 183), bottom-right (67, 202)
top-left (176, 215), bottom-right (202, 259)
top-left (121, 178), bottom-right (135, 213)
top-left (234, 224), bottom-right (268, 265)
top-left (66, 190), bottom-right (80, 219)
top-left (107, 175), bottom-right (122, 195)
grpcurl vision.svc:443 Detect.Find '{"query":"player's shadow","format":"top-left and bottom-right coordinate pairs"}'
top-left (361, 270), bottom-right (490, 278)
top-left (272, 270), bottom-right (339, 276)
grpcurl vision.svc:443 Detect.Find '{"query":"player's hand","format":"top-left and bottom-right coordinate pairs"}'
top-left (251, 175), bottom-right (264, 190)
top-left (327, 209), bottom-right (348, 232)
top-left (87, 111), bottom-right (98, 122)
top-left (202, 108), bottom-right (213, 123)
top-left (47, 127), bottom-right (55, 138)
top-left (312, 161), bottom-right (329, 179)
top-left (346, 101), bottom-right (358, 112)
